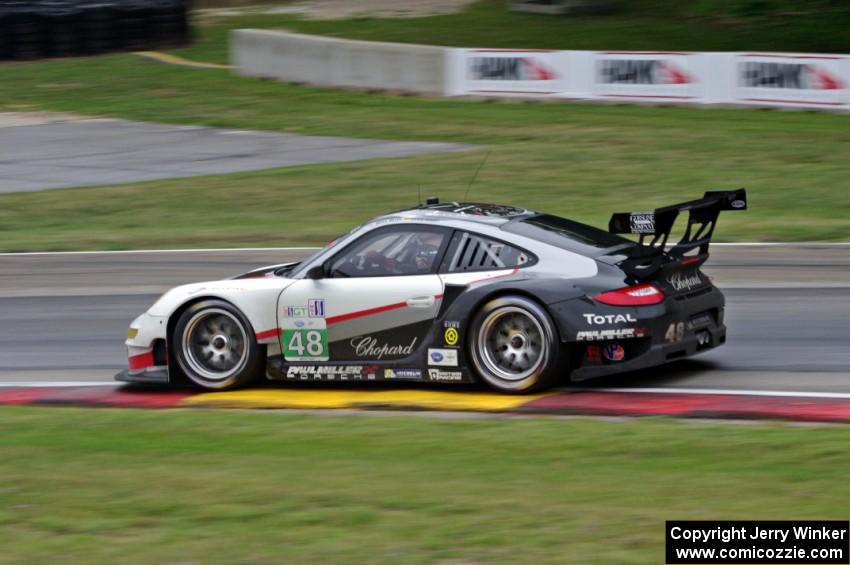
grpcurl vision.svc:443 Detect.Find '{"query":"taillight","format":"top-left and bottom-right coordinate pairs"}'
top-left (594, 283), bottom-right (665, 306)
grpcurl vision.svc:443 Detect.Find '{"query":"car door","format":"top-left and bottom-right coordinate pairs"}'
top-left (277, 225), bottom-right (450, 364)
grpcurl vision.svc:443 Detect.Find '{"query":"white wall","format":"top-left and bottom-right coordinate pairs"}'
top-left (447, 49), bottom-right (850, 111)
top-left (231, 30), bottom-right (850, 112)
top-left (231, 29), bottom-right (446, 96)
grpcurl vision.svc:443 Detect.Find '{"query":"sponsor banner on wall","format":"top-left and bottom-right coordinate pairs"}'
top-left (458, 49), bottom-right (565, 96)
top-left (734, 53), bottom-right (848, 108)
top-left (592, 51), bottom-right (700, 101)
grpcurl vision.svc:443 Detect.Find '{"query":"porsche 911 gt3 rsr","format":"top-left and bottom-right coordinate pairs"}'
top-left (117, 189), bottom-right (747, 393)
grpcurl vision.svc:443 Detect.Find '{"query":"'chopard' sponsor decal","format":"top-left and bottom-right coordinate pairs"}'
top-left (667, 271), bottom-right (703, 292)
top-left (583, 313), bottom-right (637, 325)
top-left (350, 336), bottom-right (417, 360)
top-left (576, 328), bottom-right (646, 342)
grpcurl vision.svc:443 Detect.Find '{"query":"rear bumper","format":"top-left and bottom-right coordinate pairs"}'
top-left (563, 283), bottom-right (727, 381)
top-left (572, 322), bottom-right (725, 380)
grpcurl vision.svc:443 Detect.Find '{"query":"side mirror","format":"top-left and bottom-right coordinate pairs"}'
top-left (305, 265), bottom-right (326, 280)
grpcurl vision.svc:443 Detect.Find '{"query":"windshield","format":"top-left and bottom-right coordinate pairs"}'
top-left (288, 224), bottom-right (365, 278)
top-left (502, 214), bottom-right (635, 257)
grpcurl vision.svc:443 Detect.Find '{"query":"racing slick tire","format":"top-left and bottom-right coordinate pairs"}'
top-left (171, 299), bottom-right (263, 390)
top-left (468, 295), bottom-right (562, 393)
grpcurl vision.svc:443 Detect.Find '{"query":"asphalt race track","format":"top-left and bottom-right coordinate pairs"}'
top-left (1, 245), bottom-right (848, 394)
top-left (0, 119), bottom-right (473, 193)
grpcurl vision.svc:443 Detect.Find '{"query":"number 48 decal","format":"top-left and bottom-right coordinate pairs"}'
top-left (665, 322), bottom-right (685, 343)
top-left (283, 329), bottom-right (328, 361)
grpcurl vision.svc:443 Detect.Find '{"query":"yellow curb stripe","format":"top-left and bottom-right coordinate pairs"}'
top-left (181, 388), bottom-right (558, 412)
top-left (134, 51), bottom-right (233, 70)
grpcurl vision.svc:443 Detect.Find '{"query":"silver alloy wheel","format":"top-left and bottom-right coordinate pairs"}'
top-left (477, 306), bottom-right (547, 382)
top-left (181, 308), bottom-right (249, 381)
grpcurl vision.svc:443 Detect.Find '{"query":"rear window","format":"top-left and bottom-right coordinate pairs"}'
top-left (443, 232), bottom-right (533, 273)
top-left (502, 214), bottom-right (633, 255)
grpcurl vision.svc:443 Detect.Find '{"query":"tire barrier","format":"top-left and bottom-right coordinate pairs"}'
top-left (0, 0), bottom-right (190, 62)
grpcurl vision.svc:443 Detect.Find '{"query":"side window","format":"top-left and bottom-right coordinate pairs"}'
top-left (328, 227), bottom-right (448, 278)
top-left (443, 231), bottom-right (534, 273)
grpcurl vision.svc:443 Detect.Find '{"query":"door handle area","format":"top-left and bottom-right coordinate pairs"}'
top-left (406, 296), bottom-right (435, 308)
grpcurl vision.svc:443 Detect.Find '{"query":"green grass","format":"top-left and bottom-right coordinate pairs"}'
top-left (180, 0), bottom-right (850, 64)
top-left (1, 55), bottom-right (849, 250)
top-left (1, 2), bottom-right (849, 250)
top-left (1, 407), bottom-right (849, 563)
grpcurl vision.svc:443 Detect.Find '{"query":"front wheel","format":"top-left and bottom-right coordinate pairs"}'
top-left (468, 295), bottom-right (562, 393)
top-left (172, 300), bottom-right (263, 390)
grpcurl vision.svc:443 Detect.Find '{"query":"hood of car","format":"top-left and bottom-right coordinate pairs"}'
top-left (147, 277), bottom-right (293, 317)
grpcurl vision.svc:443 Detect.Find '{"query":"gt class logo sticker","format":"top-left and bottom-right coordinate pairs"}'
top-left (428, 348), bottom-right (459, 367)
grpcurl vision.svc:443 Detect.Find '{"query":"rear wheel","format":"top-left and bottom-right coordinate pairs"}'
top-left (468, 295), bottom-right (562, 393)
top-left (172, 300), bottom-right (262, 390)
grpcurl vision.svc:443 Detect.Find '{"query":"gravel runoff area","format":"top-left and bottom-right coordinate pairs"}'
top-left (0, 113), bottom-right (474, 193)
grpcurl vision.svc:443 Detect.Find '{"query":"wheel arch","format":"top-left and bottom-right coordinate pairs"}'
top-left (461, 288), bottom-right (565, 392)
top-left (456, 286), bottom-right (565, 345)
top-left (165, 296), bottom-right (264, 381)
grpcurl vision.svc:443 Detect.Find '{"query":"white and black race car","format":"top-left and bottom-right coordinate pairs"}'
top-left (118, 189), bottom-right (746, 393)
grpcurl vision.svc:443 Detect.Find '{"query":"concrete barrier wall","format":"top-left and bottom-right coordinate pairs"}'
top-left (231, 29), bottom-right (446, 95)
top-left (231, 30), bottom-right (850, 112)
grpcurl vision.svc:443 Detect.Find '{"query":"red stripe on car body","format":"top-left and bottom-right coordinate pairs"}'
top-left (327, 301), bottom-right (408, 325)
top-left (255, 328), bottom-right (281, 341)
top-left (326, 294), bottom-right (444, 326)
top-left (128, 351), bottom-right (155, 371)
top-left (466, 268), bottom-right (520, 286)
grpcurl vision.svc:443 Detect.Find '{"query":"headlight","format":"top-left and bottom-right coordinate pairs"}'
top-left (127, 327), bottom-right (139, 340)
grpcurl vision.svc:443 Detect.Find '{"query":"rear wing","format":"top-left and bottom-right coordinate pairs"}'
top-left (608, 189), bottom-right (747, 261)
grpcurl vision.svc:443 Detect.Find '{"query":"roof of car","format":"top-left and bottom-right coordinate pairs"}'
top-left (375, 202), bottom-right (538, 226)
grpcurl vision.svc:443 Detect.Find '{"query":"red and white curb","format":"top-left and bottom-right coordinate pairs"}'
top-left (3, 383), bottom-right (850, 422)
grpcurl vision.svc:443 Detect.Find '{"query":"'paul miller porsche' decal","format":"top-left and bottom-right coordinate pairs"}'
top-left (576, 328), bottom-right (646, 341)
top-left (286, 365), bottom-right (377, 381)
